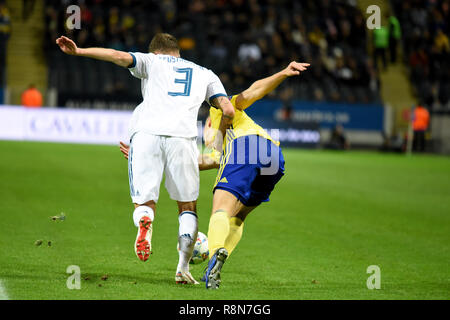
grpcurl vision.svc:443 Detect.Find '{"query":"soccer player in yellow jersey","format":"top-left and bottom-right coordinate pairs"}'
top-left (202, 61), bottom-right (309, 289)
top-left (120, 61), bottom-right (310, 289)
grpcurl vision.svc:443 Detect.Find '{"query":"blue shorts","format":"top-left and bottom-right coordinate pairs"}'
top-left (214, 135), bottom-right (285, 207)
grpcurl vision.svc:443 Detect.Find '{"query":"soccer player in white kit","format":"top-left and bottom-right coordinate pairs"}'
top-left (56, 33), bottom-right (235, 284)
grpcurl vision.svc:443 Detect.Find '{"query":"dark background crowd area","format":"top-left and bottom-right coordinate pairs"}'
top-left (44, 0), bottom-right (381, 105)
top-left (391, 0), bottom-right (450, 109)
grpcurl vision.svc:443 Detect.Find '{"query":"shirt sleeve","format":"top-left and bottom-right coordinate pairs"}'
top-left (128, 52), bottom-right (155, 79)
top-left (205, 71), bottom-right (227, 105)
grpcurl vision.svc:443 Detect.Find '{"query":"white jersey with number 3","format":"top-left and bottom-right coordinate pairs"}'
top-left (127, 52), bottom-right (227, 139)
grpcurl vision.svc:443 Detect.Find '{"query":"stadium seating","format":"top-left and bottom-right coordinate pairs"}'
top-left (391, 0), bottom-right (450, 110)
top-left (44, 0), bottom-right (382, 107)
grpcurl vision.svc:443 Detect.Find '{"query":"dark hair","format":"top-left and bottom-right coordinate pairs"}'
top-left (148, 33), bottom-right (180, 54)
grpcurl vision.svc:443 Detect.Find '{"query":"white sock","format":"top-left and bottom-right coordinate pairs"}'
top-left (177, 211), bottom-right (198, 272)
top-left (132, 206), bottom-right (154, 227)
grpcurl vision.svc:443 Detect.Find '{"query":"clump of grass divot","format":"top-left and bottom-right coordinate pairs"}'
top-left (50, 212), bottom-right (66, 221)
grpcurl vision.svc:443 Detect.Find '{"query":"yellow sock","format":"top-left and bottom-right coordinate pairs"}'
top-left (207, 210), bottom-right (230, 256)
top-left (224, 217), bottom-right (244, 256)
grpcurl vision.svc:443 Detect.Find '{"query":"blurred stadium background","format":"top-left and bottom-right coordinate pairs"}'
top-left (0, 0), bottom-right (449, 152)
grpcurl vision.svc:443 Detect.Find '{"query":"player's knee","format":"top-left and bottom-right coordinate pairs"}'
top-left (235, 211), bottom-right (248, 222)
top-left (213, 209), bottom-right (232, 217)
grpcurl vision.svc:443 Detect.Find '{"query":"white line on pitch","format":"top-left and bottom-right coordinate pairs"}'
top-left (0, 280), bottom-right (9, 300)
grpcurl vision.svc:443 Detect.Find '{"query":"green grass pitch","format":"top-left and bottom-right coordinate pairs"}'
top-left (0, 140), bottom-right (449, 300)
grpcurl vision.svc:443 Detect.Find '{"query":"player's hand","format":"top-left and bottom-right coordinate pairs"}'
top-left (56, 36), bottom-right (80, 55)
top-left (284, 61), bottom-right (310, 77)
top-left (210, 132), bottom-right (225, 153)
top-left (119, 141), bottom-right (129, 160)
top-left (203, 118), bottom-right (215, 148)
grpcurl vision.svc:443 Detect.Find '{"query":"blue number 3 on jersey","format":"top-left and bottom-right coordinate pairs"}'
top-left (168, 67), bottom-right (193, 97)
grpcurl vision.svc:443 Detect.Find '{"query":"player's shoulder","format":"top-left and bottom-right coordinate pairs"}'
top-left (130, 52), bottom-right (155, 59)
top-left (229, 95), bottom-right (239, 107)
top-left (128, 52), bottom-right (155, 67)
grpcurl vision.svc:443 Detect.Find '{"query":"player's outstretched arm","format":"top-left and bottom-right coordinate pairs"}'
top-left (235, 61), bottom-right (310, 110)
top-left (210, 96), bottom-right (235, 152)
top-left (198, 154), bottom-right (220, 171)
top-left (213, 95), bottom-right (235, 130)
top-left (56, 36), bottom-right (133, 68)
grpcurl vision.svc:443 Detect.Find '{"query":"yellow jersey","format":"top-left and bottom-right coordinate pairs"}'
top-left (209, 95), bottom-right (280, 146)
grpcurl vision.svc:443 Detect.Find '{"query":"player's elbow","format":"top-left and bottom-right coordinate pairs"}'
top-left (114, 51), bottom-right (133, 68)
top-left (223, 103), bottom-right (235, 119)
top-left (212, 96), bottom-right (235, 121)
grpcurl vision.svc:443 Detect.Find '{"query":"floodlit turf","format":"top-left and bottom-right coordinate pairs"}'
top-left (0, 140), bottom-right (449, 300)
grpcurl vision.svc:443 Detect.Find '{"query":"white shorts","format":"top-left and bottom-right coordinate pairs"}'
top-left (128, 131), bottom-right (200, 204)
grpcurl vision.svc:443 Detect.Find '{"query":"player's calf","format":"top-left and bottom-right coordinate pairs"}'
top-left (175, 210), bottom-right (198, 284)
